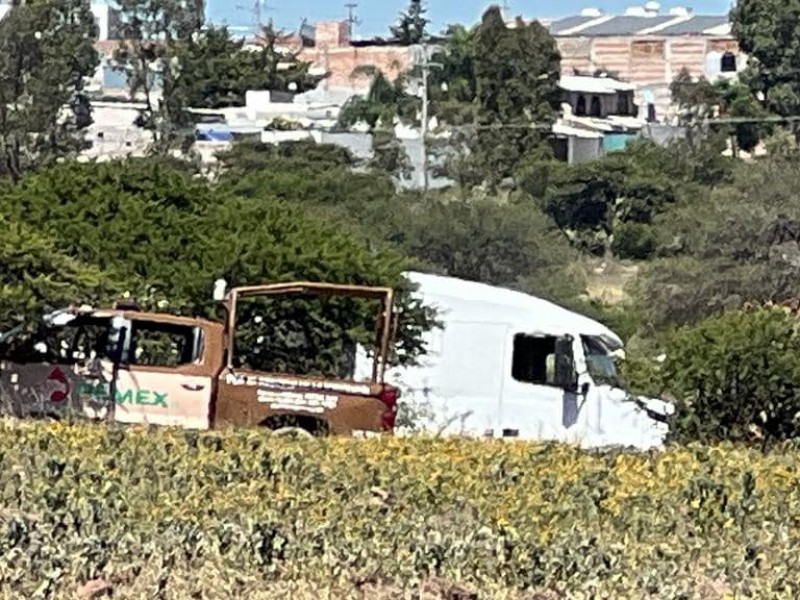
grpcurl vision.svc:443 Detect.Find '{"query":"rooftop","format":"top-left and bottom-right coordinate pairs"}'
top-left (543, 7), bottom-right (730, 37)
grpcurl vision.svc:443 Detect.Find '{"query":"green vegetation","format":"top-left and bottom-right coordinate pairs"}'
top-left (0, 0), bottom-right (98, 181)
top-left (3, 421), bottom-right (800, 598)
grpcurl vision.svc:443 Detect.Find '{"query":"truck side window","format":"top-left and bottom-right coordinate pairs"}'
top-left (511, 334), bottom-right (557, 386)
top-left (129, 321), bottom-right (201, 367)
top-left (37, 317), bottom-right (112, 364)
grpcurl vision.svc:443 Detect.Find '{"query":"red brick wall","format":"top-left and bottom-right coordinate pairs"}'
top-left (298, 45), bottom-right (412, 92)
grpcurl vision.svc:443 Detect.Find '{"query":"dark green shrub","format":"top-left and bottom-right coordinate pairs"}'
top-left (659, 306), bottom-right (800, 445)
top-left (612, 222), bottom-right (658, 260)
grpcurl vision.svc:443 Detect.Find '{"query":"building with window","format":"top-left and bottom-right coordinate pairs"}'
top-left (538, 4), bottom-right (744, 121)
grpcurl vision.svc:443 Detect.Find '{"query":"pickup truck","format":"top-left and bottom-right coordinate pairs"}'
top-left (0, 281), bottom-right (400, 436)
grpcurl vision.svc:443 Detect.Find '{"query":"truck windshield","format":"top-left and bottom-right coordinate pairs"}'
top-left (581, 335), bottom-right (622, 388)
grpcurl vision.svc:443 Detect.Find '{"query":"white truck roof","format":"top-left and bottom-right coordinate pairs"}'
top-left (404, 271), bottom-right (623, 348)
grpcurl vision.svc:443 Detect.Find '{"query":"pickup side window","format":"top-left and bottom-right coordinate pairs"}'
top-left (129, 321), bottom-right (202, 367)
top-left (511, 334), bottom-right (557, 387)
top-left (2, 316), bottom-right (114, 365)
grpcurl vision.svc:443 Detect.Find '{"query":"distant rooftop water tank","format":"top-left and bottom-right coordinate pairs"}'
top-left (668, 6), bottom-right (692, 16)
top-left (580, 7), bottom-right (603, 17)
top-left (624, 6), bottom-right (648, 16)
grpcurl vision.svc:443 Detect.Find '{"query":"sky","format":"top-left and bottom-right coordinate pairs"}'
top-left (206, 0), bottom-right (735, 37)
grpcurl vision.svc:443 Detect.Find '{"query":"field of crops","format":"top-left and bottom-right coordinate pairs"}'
top-left (1, 420), bottom-right (800, 599)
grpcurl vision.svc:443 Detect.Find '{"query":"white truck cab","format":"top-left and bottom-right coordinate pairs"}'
top-left (360, 272), bottom-right (671, 450)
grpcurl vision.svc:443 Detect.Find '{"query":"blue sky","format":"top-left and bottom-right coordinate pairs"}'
top-left (207, 0), bottom-right (735, 37)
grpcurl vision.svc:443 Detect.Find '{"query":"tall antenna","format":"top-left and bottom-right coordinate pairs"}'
top-left (234, 0), bottom-right (273, 33)
top-left (501, 0), bottom-right (511, 20)
top-left (345, 2), bottom-right (361, 38)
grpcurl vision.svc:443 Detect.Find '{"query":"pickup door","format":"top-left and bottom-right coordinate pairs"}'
top-left (104, 316), bottom-right (220, 430)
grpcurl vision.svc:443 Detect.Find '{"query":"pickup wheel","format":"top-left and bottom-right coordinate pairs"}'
top-left (271, 427), bottom-right (314, 439)
top-left (261, 415), bottom-right (330, 438)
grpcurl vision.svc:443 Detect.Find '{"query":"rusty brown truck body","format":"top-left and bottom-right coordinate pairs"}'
top-left (0, 282), bottom-right (400, 436)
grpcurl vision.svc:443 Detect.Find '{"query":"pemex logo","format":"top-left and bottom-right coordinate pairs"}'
top-left (45, 368), bottom-right (70, 404)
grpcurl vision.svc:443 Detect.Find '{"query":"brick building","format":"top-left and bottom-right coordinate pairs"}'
top-left (543, 4), bottom-right (742, 120)
top-left (272, 20), bottom-right (416, 94)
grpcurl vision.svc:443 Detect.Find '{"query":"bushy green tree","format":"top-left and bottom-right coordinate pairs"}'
top-left (177, 25), bottom-right (323, 109)
top-left (655, 306), bottom-right (800, 445)
top-left (0, 217), bottom-right (116, 332)
top-left (731, 0), bottom-right (800, 117)
top-left (541, 142), bottom-right (682, 256)
top-left (112, 0), bottom-right (205, 153)
top-left (390, 0), bottom-right (429, 46)
top-left (426, 24), bottom-right (477, 125)
top-left (215, 140), bottom-right (396, 207)
top-left (631, 150), bottom-right (800, 331)
top-left (0, 0), bottom-right (99, 181)
top-left (0, 158), bottom-right (435, 369)
top-left (670, 68), bottom-right (771, 153)
top-left (374, 198), bottom-right (586, 302)
top-left (370, 130), bottom-right (412, 180)
top-left (470, 6), bottom-right (560, 189)
top-left (337, 67), bottom-right (419, 130)
top-left (216, 139), bottom-right (584, 307)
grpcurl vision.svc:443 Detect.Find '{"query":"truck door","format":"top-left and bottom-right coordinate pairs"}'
top-left (111, 318), bottom-right (213, 429)
top-left (497, 332), bottom-right (584, 442)
top-left (0, 313), bottom-right (118, 420)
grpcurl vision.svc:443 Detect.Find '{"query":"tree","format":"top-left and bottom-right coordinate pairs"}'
top-left (645, 306), bottom-right (800, 446)
top-left (0, 217), bottom-right (116, 332)
top-left (670, 68), bottom-right (771, 153)
top-left (0, 0), bottom-right (99, 181)
top-left (176, 25), bottom-right (325, 110)
top-left (0, 157), bottom-right (436, 369)
top-left (470, 6), bottom-right (561, 189)
top-left (731, 0), bottom-right (800, 118)
top-left (427, 24), bottom-right (477, 125)
top-left (370, 129), bottom-right (412, 181)
top-left (112, 0), bottom-right (205, 154)
top-left (337, 66), bottom-right (419, 130)
top-left (371, 198), bottom-right (586, 303)
top-left (631, 150), bottom-right (800, 332)
top-left (391, 0), bottom-right (428, 46)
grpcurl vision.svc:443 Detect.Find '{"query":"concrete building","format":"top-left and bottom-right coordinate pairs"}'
top-left (543, 4), bottom-right (743, 121)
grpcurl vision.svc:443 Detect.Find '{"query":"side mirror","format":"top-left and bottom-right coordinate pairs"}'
top-left (554, 335), bottom-right (578, 393)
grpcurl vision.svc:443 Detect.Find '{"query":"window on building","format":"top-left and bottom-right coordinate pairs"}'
top-left (129, 321), bottom-right (202, 368)
top-left (721, 52), bottom-right (737, 73)
top-left (590, 95), bottom-right (602, 117)
top-left (575, 94), bottom-right (587, 116)
top-left (511, 334), bottom-right (558, 386)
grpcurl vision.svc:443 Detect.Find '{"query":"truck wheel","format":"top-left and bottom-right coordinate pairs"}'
top-left (261, 415), bottom-right (329, 438)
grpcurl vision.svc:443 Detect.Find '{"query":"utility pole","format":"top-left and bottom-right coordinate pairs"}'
top-left (345, 2), bottom-right (360, 39)
top-left (417, 37), bottom-right (442, 193)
